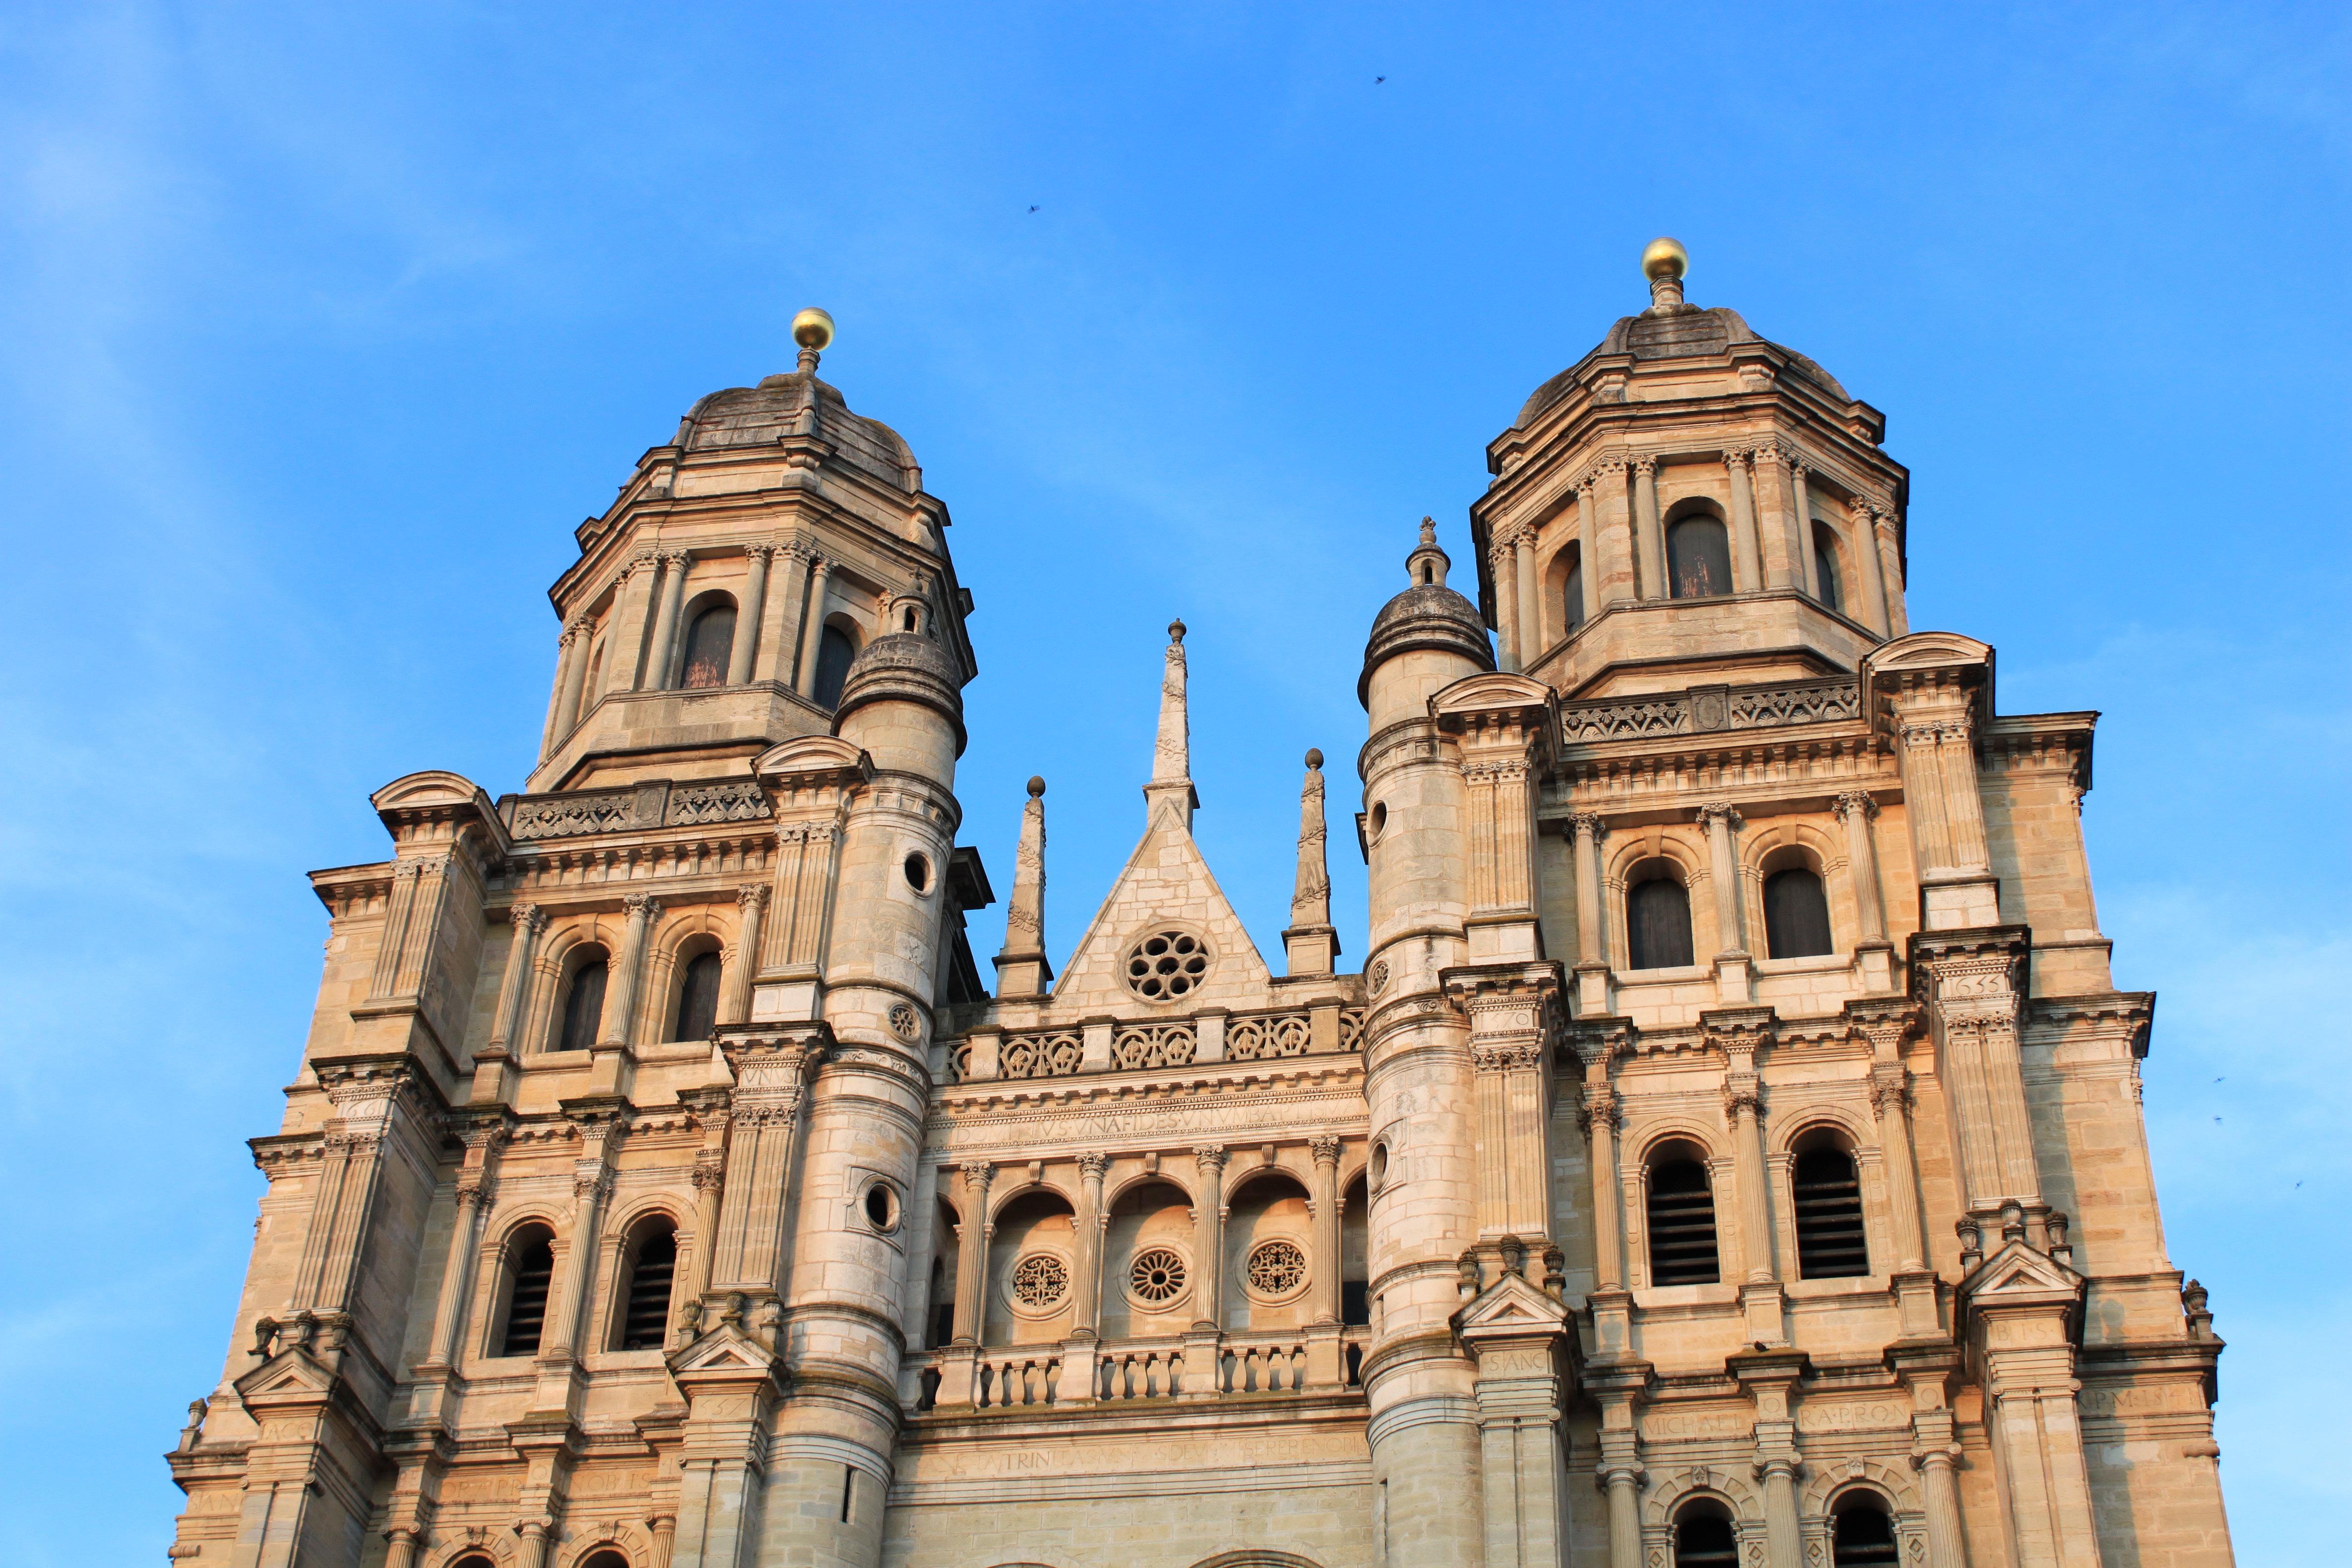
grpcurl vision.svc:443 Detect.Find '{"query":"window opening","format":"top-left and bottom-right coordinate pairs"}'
top-left (1674, 1511), bottom-right (1739, 1568)
top-left (672, 951), bottom-right (722, 1043)
top-left (559, 956), bottom-right (607, 1053)
top-left (840, 1465), bottom-right (855, 1523)
top-left (581, 1553), bottom-right (630, 1568)
top-left (904, 852), bottom-right (930, 892)
top-left (813, 624), bottom-right (857, 709)
top-left (680, 603), bottom-right (735, 689)
top-left (1563, 554), bottom-right (1586, 634)
top-left (1763, 868), bottom-right (1834, 959)
top-left (1794, 1148), bottom-right (1870, 1278)
top-left (619, 1227), bottom-right (677, 1350)
top-left (1813, 524), bottom-right (1845, 613)
top-left (499, 1229), bottom-right (554, 1356)
top-left (1668, 516), bottom-right (1734, 599)
top-left (1831, 1499), bottom-right (1899, 1567)
top-left (1626, 872), bottom-right (1694, 970)
top-left (1123, 930), bottom-right (1210, 1002)
top-left (865, 1182), bottom-right (896, 1230)
top-left (1342, 1279), bottom-right (1371, 1325)
top-left (1647, 1158), bottom-right (1721, 1285)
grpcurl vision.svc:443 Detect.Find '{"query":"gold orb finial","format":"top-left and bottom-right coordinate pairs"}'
top-left (1641, 237), bottom-right (1688, 282)
top-left (791, 306), bottom-right (835, 351)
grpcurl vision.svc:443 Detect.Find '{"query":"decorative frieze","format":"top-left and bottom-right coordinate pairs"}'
top-left (1559, 677), bottom-right (1861, 743)
top-left (505, 777), bottom-right (775, 842)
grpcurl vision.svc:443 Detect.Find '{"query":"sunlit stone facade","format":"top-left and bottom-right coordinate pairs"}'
top-left (170, 259), bottom-right (2234, 1568)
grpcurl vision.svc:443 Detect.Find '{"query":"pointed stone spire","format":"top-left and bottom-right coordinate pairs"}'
top-left (992, 776), bottom-right (1052, 998)
top-left (1282, 748), bottom-right (1338, 977)
top-left (1144, 619), bottom-right (1197, 829)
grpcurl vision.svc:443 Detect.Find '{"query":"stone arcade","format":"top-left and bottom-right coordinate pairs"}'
top-left (170, 248), bottom-right (2236, 1568)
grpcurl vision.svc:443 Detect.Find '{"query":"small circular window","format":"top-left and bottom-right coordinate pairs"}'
top-left (1370, 801), bottom-right (1387, 838)
top-left (1245, 1239), bottom-right (1309, 1300)
top-left (904, 852), bottom-right (931, 893)
top-left (1127, 1246), bottom-right (1189, 1308)
top-left (863, 1182), bottom-right (898, 1232)
top-left (1009, 1252), bottom-right (1070, 1313)
top-left (1124, 930), bottom-right (1211, 1002)
top-left (1370, 1141), bottom-right (1391, 1188)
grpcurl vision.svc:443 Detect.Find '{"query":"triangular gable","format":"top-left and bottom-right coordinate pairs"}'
top-left (1452, 1270), bottom-right (1570, 1342)
top-left (1959, 1239), bottom-right (2083, 1304)
top-left (232, 1347), bottom-right (336, 1409)
top-left (670, 1324), bottom-right (777, 1373)
top-left (1049, 812), bottom-right (1273, 1016)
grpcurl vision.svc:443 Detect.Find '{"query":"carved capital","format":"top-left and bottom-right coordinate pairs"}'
top-left (1632, 454), bottom-right (1658, 478)
top-left (1567, 811), bottom-right (1608, 843)
top-left (958, 1160), bottom-right (993, 1197)
top-left (662, 549), bottom-right (693, 571)
top-left (1577, 1085), bottom-right (1621, 1136)
top-left (1695, 801), bottom-right (1743, 836)
top-left (1472, 1040), bottom-right (1548, 1074)
top-left (1831, 790), bottom-right (1879, 824)
top-left (1194, 1144), bottom-right (1229, 1175)
top-left (508, 901), bottom-right (545, 935)
top-left (622, 892), bottom-right (662, 922)
top-left (1310, 1134), bottom-right (1342, 1167)
top-left (736, 882), bottom-right (770, 912)
top-left (742, 541), bottom-right (777, 563)
top-left (1722, 1074), bottom-right (1764, 1120)
top-left (1077, 1150), bottom-right (1111, 1181)
top-left (1723, 448), bottom-right (1750, 475)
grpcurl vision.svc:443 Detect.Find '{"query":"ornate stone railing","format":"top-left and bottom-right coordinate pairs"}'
top-left (1224, 1011), bottom-right (1311, 1061)
top-left (1001, 1029), bottom-right (1083, 1079)
top-left (975, 1352), bottom-right (1061, 1409)
top-left (1559, 677), bottom-right (1860, 743)
top-left (1110, 1022), bottom-right (1197, 1071)
top-left (1339, 1008), bottom-right (1368, 1052)
top-left (502, 778), bottom-right (773, 842)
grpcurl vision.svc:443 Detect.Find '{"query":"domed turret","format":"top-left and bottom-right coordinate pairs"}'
top-left (833, 631), bottom-right (967, 780)
top-left (1360, 518), bottom-right (1494, 725)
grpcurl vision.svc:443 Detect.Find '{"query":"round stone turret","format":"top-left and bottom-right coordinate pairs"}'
top-left (1360, 518), bottom-right (1494, 720)
top-left (834, 632), bottom-right (967, 779)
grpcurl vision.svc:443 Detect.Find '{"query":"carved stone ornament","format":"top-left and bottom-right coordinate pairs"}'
top-left (887, 1002), bottom-right (921, 1041)
top-left (1369, 959), bottom-right (1390, 994)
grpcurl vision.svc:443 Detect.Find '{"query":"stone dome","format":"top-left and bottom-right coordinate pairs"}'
top-left (1511, 304), bottom-right (1850, 433)
top-left (1359, 583), bottom-right (1494, 707)
top-left (834, 632), bottom-right (968, 755)
top-left (674, 371), bottom-right (923, 495)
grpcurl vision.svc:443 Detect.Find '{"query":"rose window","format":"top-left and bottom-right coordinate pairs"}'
top-left (1127, 1247), bottom-right (1188, 1307)
top-left (1246, 1239), bottom-right (1308, 1298)
top-left (1125, 930), bottom-right (1210, 1002)
top-left (1010, 1253), bottom-right (1070, 1311)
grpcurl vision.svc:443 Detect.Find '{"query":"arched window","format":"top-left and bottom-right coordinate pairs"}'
top-left (1794, 1146), bottom-right (1870, 1278)
top-left (672, 950), bottom-right (723, 1042)
top-left (616, 1220), bottom-right (678, 1350)
top-left (558, 951), bottom-right (608, 1053)
top-left (498, 1225), bottom-right (555, 1357)
top-left (1668, 515), bottom-right (1734, 599)
top-left (1813, 524), bottom-right (1845, 613)
top-left (1763, 867), bottom-right (1834, 959)
top-left (1626, 864), bottom-right (1694, 970)
top-left (1831, 1495), bottom-right (1900, 1567)
top-left (1647, 1153), bottom-right (1720, 1285)
top-left (813, 624), bottom-right (858, 709)
top-left (1561, 547), bottom-right (1587, 635)
top-left (581, 1553), bottom-right (632, 1568)
top-left (1673, 1503), bottom-right (1739, 1568)
top-left (450, 1557), bottom-right (498, 1568)
top-left (680, 602), bottom-right (735, 689)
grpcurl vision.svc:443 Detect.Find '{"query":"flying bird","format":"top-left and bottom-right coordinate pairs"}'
top-left (1375, 76), bottom-right (1386, 84)
top-left (1028, 205), bottom-right (1039, 213)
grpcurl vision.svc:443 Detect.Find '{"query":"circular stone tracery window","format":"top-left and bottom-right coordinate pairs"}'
top-left (1124, 930), bottom-right (1211, 1002)
top-left (1246, 1239), bottom-right (1309, 1300)
top-left (1009, 1252), bottom-right (1070, 1313)
top-left (1127, 1247), bottom-right (1189, 1308)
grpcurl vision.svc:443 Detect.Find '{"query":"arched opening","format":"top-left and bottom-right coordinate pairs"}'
top-left (495, 1224), bottom-right (556, 1357)
top-left (1100, 1179), bottom-right (1193, 1340)
top-left (1340, 1174), bottom-right (1370, 1327)
top-left (1830, 1493), bottom-right (1900, 1567)
top-left (1763, 863), bottom-right (1835, 959)
top-left (1647, 1144), bottom-right (1720, 1286)
top-left (985, 1189), bottom-right (1078, 1346)
top-left (612, 1215), bottom-right (678, 1351)
top-left (1793, 1135), bottom-right (1870, 1279)
top-left (1225, 1171), bottom-right (1313, 1333)
top-left (671, 948), bottom-right (723, 1042)
top-left (581, 1552), bottom-right (632, 1568)
top-left (1673, 1500), bottom-right (1739, 1568)
top-left (813, 622), bottom-right (858, 709)
top-left (679, 600), bottom-right (736, 689)
top-left (1668, 514), bottom-right (1734, 599)
top-left (1625, 860), bottom-right (1694, 971)
top-left (1813, 523), bottom-right (1846, 614)
top-left (927, 1198), bottom-right (960, 1350)
top-left (582, 638), bottom-right (606, 714)
top-left (557, 947), bottom-right (608, 1053)
top-left (449, 1557), bottom-right (498, 1568)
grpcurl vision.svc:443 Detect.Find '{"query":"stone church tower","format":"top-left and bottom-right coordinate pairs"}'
top-left (170, 254), bottom-right (2235, 1568)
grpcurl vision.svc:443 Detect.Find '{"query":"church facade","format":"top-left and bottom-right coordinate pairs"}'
top-left (168, 245), bottom-right (2236, 1568)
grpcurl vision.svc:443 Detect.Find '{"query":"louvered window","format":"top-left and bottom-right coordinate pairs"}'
top-left (813, 625), bottom-right (857, 709)
top-left (619, 1227), bottom-right (677, 1350)
top-left (1627, 874), bottom-right (1694, 970)
top-left (1813, 524), bottom-right (1846, 613)
top-left (558, 956), bottom-right (607, 1053)
top-left (1647, 1158), bottom-right (1720, 1285)
top-left (499, 1229), bottom-right (554, 1357)
top-left (1764, 868), bottom-right (1834, 959)
top-left (1794, 1148), bottom-right (1870, 1278)
top-left (680, 603), bottom-right (735, 689)
top-left (1674, 1512), bottom-right (1739, 1568)
top-left (1832, 1499), bottom-right (1899, 1566)
top-left (672, 951), bottom-right (723, 1042)
top-left (1668, 516), bottom-right (1733, 599)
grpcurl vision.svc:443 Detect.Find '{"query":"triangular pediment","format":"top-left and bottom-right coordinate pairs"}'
top-left (669, 1324), bottom-right (779, 1375)
top-left (752, 735), bottom-right (873, 788)
top-left (1959, 1239), bottom-right (2083, 1303)
top-left (1048, 811), bottom-right (1273, 1016)
top-left (1452, 1270), bottom-right (1570, 1342)
top-left (232, 1347), bottom-right (336, 1407)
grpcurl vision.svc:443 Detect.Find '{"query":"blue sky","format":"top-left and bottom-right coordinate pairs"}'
top-left (0, 4), bottom-right (2345, 1562)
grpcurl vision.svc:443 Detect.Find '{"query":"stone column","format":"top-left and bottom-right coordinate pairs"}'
top-left (1592, 458), bottom-right (1637, 604)
top-left (606, 552), bottom-right (662, 698)
top-left (1309, 1136), bottom-right (1342, 1323)
top-left (1832, 792), bottom-right (1888, 943)
top-left (1727, 1077), bottom-right (1777, 1285)
top-left (1919, 1447), bottom-right (1966, 1568)
top-left (1492, 535), bottom-right (1521, 671)
top-left (795, 556), bottom-right (834, 699)
top-left (1632, 455), bottom-right (1666, 600)
top-left (1191, 1145), bottom-right (1228, 1331)
top-left (1751, 446), bottom-right (1797, 588)
top-left (1874, 512), bottom-right (1910, 634)
top-left (1697, 803), bottom-right (1746, 956)
top-left (728, 542), bottom-right (771, 684)
top-left (1514, 529), bottom-right (1542, 662)
top-left (598, 893), bottom-right (661, 1050)
top-left (384, 1528), bottom-right (422, 1568)
top-left (1724, 450), bottom-right (1764, 591)
top-left (542, 618), bottom-right (590, 757)
top-left (486, 903), bottom-right (547, 1056)
top-left (720, 885), bottom-right (766, 1027)
top-left (1580, 1082), bottom-right (1624, 1294)
top-left (642, 549), bottom-right (692, 691)
top-left (1790, 460), bottom-right (1820, 600)
top-left (950, 1161), bottom-right (991, 1342)
top-left (1071, 1152), bottom-right (1109, 1337)
top-left (648, 1514), bottom-right (678, 1568)
top-left (1575, 479), bottom-right (1603, 623)
top-left (757, 545), bottom-right (807, 685)
top-left (1850, 497), bottom-right (1892, 635)
top-left (685, 1139), bottom-right (727, 1321)
top-left (1569, 811), bottom-right (1610, 1014)
top-left (424, 1132), bottom-right (500, 1368)
top-left (1870, 1068), bottom-right (1926, 1272)
top-left (536, 1115), bottom-right (619, 1381)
